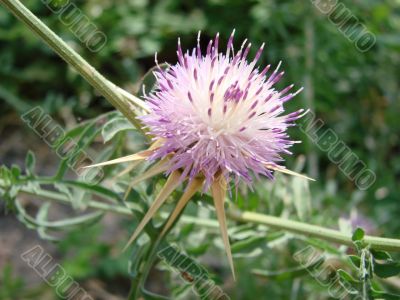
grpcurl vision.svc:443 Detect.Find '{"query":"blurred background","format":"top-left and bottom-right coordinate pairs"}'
top-left (0, 0), bottom-right (399, 299)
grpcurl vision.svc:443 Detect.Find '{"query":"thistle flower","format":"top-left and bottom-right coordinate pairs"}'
top-left (87, 30), bottom-right (311, 279)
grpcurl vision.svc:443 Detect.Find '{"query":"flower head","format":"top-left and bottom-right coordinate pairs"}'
top-left (87, 30), bottom-right (311, 279)
top-left (141, 30), bottom-right (305, 189)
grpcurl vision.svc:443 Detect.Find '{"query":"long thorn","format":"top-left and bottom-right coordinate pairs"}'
top-left (122, 171), bottom-right (182, 251)
top-left (160, 178), bottom-right (204, 236)
top-left (211, 175), bottom-right (236, 280)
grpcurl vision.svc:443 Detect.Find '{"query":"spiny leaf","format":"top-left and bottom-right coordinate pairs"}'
top-left (101, 115), bottom-right (135, 143)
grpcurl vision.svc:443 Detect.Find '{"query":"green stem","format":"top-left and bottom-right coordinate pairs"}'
top-left (8, 179), bottom-right (400, 251)
top-left (227, 210), bottom-right (400, 252)
top-left (129, 235), bottom-right (165, 300)
top-left (0, 0), bottom-right (148, 134)
top-left (130, 210), bottom-right (180, 299)
top-left (7, 181), bottom-right (218, 227)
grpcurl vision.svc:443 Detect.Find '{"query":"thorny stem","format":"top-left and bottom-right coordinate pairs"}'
top-left (0, 0), bottom-right (149, 136)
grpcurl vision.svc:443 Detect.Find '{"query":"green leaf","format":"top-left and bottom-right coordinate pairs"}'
top-left (136, 63), bottom-right (169, 95)
top-left (352, 228), bottom-right (365, 242)
top-left (337, 269), bottom-right (360, 284)
top-left (53, 112), bottom-right (120, 181)
top-left (305, 238), bottom-right (342, 255)
top-left (374, 261), bottom-right (400, 278)
top-left (36, 203), bottom-right (59, 242)
top-left (370, 249), bottom-right (392, 260)
top-left (15, 198), bottom-right (104, 231)
top-left (291, 176), bottom-right (311, 221)
top-left (10, 164), bottom-right (21, 181)
top-left (266, 231), bottom-right (286, 242)
top-left (186, 242), bottom-right (210, 256)
top-left (231, 236), bottom-right (266, 254)
top-left (370, 288), bottom-right (400, 300)
top-left (101, 115), bottom-right (135, 143)
top-left (233, 248), bottom-right (263, 258)
top-left (25, 150), bottom-right (36, 177)
top-left (252, 256), bottom-right (324, 281)
top-left (349, 255), bottom-right (361, 269)
top-left (128, 236), bottom-right (150, 279)
top-left (62, 180), bottom-right (123, 204)
top-left (0, 166), bottom-right (12, 184)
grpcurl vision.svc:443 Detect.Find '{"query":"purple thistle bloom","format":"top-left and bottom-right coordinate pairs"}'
top-left (141, 31), bottom-right (306, 189)
top-left (87, 31), bottom-right (311, 279)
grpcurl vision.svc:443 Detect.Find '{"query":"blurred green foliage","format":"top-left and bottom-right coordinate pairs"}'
top-left (1, 0), bottom-right (400, 299)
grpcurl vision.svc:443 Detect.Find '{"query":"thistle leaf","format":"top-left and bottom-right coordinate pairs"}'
top-left (101, 115), bottom-right (135, 143)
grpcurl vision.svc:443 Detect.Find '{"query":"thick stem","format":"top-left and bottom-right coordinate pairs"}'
top-left (227, 210), bottom-right (400, 252)
top-left (0, 0), bottom-right (149, 133)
